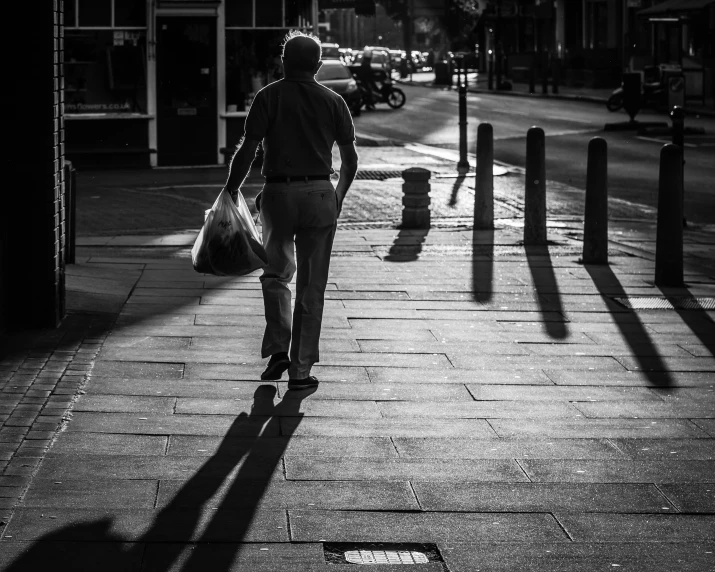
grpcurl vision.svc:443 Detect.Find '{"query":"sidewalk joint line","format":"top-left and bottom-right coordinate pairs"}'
top-left (550, 512), bottom-right (575, 542)
top-left (512, 458), bottom-right (533, 483)
top-left (653, 483), bottom-right (681, 513)
top-left (407, 480), bottom-right (424, 512)
top-left (388, 436), bottom-right (400, 457)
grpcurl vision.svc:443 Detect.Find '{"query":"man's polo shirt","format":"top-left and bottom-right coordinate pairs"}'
top-left (243, 76), bottom-right (356, 177)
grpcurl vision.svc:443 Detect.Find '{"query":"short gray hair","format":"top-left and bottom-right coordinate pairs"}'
top-left (282, 30), bottom-right (321, 72)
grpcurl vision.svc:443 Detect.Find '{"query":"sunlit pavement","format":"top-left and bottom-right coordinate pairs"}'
top-left (1, 142), bottom-right (714, 570)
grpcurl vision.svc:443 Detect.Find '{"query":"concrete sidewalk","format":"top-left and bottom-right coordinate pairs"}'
top-left (1, 145), bottom-right (715, 570)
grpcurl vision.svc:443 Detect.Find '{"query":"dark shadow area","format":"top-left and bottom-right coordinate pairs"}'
top-left (658, 285), bottom-right (715, 360)
top-left (471, 229), bottom-right (494, 304)
top-left (585, 264), bottom-right (674, 387)
top-left (448, 175), bottom-right (467, 207)
top-left (384, 228), bottom-right (429, 262)
top-left (3, 385), bottom-right (309, 572)
top-left (525, 244), bottom-right (568, 339)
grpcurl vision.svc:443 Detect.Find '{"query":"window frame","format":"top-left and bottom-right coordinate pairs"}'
top-left (225, 0), bottom-right (293, 30)
top-left (66, 0), bottom-right (147, 30)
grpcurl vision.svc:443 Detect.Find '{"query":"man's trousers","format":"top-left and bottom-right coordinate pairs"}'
top-left (258, 180), bottom-right (337, 379)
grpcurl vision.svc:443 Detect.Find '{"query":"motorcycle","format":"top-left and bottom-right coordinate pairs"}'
top-left (606, 65), bottom-right (667, 112)
top-left (353, 68), bottom-right (406, 110)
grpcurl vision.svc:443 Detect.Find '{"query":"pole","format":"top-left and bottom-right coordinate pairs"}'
top-left (457, 65), bottom-right (470, 174)
top-left (582, 137), bottom-right (608, 264)
top-left (311, 0), bottom-right (319, 37)
top-left (474, 123), bottom-right (494, 230)
top-left (524, 126), bottom-right (547, 245)
top-left (655, 144), bottom-right (684, 287)
top-left (488, 52), bottom-right (494, 90)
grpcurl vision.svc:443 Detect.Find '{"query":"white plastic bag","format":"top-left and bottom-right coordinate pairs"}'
top-left (192, 189), bottom-right (268, 276)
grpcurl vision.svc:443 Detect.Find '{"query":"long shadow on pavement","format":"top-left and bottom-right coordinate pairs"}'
top-left (658, 285), bottom-right (715, 360)
top-left (384, 228), bottom-right (429, 262)
top-left (4, 385), bottom-right (309, 572)
top-left (585, 264), bottom-right (674, 387)
top-left (471, 229), bottom-right (494, 303)
top-left (525, 245), bottom-right (568, 339)
top-left (448, 175), bottom-right (467, 207)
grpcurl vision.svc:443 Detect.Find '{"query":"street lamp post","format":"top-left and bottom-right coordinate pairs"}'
top-left (457, 56), bottom-right (470, 174)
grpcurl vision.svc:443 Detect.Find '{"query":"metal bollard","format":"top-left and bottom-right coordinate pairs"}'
top-left (474, 123), bottom-right (494, 230)
top-left (458, 81), bottom-right (470, 174)
top-left (401, 168), bottom-right (431, 229)
top-left (582, 137), bottom-right (608, 264)
top-left (524, 127), bottom-right (547, 245)
top-left (655, 144), bottom-right (684, 287)
top-left (63, 160), bottom-right (76, 264)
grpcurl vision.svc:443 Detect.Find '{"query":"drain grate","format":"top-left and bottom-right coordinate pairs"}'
top-left (345, 550), bottom-right (429, 565)
top-left (355, 170), bottom-right (405, 181)
top-left (613, 296), bottom-right (715, 310)
top-left (324, 543), bottom-right (443, 566)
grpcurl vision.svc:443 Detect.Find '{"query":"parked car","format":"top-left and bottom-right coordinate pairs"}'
top-left (321, 43), bottom-right (341, 60)
top-left (316, 59), bottom-right (362, 116)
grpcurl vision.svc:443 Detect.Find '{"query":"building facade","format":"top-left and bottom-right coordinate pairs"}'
top-left (64, 0), bottom-right (316, 169)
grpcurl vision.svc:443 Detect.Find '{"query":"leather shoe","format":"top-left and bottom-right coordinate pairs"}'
top-left (287, 376), bottom-right (319, 390)
top-left (261, 353), bottom-right (290, 380)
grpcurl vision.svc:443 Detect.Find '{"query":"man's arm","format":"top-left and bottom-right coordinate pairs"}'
top-left (336, 142), bottom-right (359, 216)
top-left (224, 138), bottom-right (261, 201)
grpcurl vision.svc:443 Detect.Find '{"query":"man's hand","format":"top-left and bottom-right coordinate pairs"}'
top-left (336, 142), bottom-right (359, 218)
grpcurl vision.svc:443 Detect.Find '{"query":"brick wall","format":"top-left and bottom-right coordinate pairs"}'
top-left (1, 0), bottom-right (66, 331)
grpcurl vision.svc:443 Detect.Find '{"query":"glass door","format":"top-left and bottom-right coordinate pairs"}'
top-left (157, 17), bottom-right (217, 166)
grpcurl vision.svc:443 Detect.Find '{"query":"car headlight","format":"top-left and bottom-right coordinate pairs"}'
top-left (346, 80), bottom-right (358, 92)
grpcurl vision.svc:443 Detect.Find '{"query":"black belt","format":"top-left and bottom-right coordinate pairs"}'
top-left (265, 175), bottom-right (331, 183)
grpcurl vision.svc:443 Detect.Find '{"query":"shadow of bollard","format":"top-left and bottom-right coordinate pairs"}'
top-left (525, 244), bottom-right (568, 340)
top-left (385, 228), bottom-right (429, 263)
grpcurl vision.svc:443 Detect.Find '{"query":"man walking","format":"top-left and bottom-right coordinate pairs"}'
top-left (223, 31), bottom-right (359, 390)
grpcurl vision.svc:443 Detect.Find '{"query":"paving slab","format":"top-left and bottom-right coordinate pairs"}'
top-left (167, 435), bottom-right (398, 458)
top-left (34, 454), bottom-right (284, 481)
top-left (392, 438), bottom-right (623, 459)
top-left (157, 479), bottom-right (419, 511)
top-left (489, 418), bottom-right (709, 439)
top-left (616, 356), bottom-right (715, 372)
top-left (277, 381), bottom-right (473, 401)
top-left (412, 482), bottom-right (673, 513)
top-left (284, 457), bottom-right (528, 482)
top-left (3, 507), bottom-right (288, 542)
top-left (449, 355), bottom-right (626, 371)
top-left (280, 417), bottom-right (497, 438)
top-left (90, 361), bottom-right (184, 380)
top-left (658, 484), bottom-right (715, 513)
top-left (67, 412), bottom-right (278, 436)
top-left (366, 367), bottom-right (553, 385)
top-left (573, 399), bottom-right (715, 419)
top-left (86, 378), bottom-right (276, 399)
top-left (467, 384), bottom-right (663, 401)
top-left (543, 370), bottom-right (715, 387)
top-left (693, 419), bottom-right (715, 437)
top-left (377, 401), bottom-right (579, 418)
top-left (555, 513), bottom-right (715, 542)
top-left (440, 542), bottom-right (715, 572)
top-left (0, 541), bottom-right (145, 572)
top-left (609, 438), bottom-right (715, 459)
top-left (288, 510), bottom-right (569, 543)
top-left (46, 432), bottom-right (169, 456)
top-left (19, 479), bottom-right (158, 508)
top-left (72, 395), bottom-right (176, 414)
top-left (520, 459), bottom-right (715, 483)
top-left (182, 363), bottom-right (370, 382)
top-left (175, 397), bottom-right (381, 417)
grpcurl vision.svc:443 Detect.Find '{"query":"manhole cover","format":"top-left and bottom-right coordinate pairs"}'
top-left (612, 296), bottom-right (715, 310)
top-left (324, 543), bottom-right (443, 566)
top-left (345, 550), bottom-right (429, 565)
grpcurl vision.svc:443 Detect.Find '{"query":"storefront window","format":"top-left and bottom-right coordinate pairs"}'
top-left (78, 0), bottom-right (112, 27)
top-left (226, 0), bottom-right (253, 27)
top-left (225, 30), bottom-right (287, 112)
top-left (115, 0), bottom-right (146, 27)
top-left (256, 0), bottom-right (283, 27)
top-left (64, 30), bottom-right (147, 114)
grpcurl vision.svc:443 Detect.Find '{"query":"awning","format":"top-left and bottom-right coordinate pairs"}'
top-left (638, 0), bottom-right (715, 18)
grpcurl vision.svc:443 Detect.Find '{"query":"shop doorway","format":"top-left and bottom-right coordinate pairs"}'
top-left (157, 17), bottom-right (217, 166)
